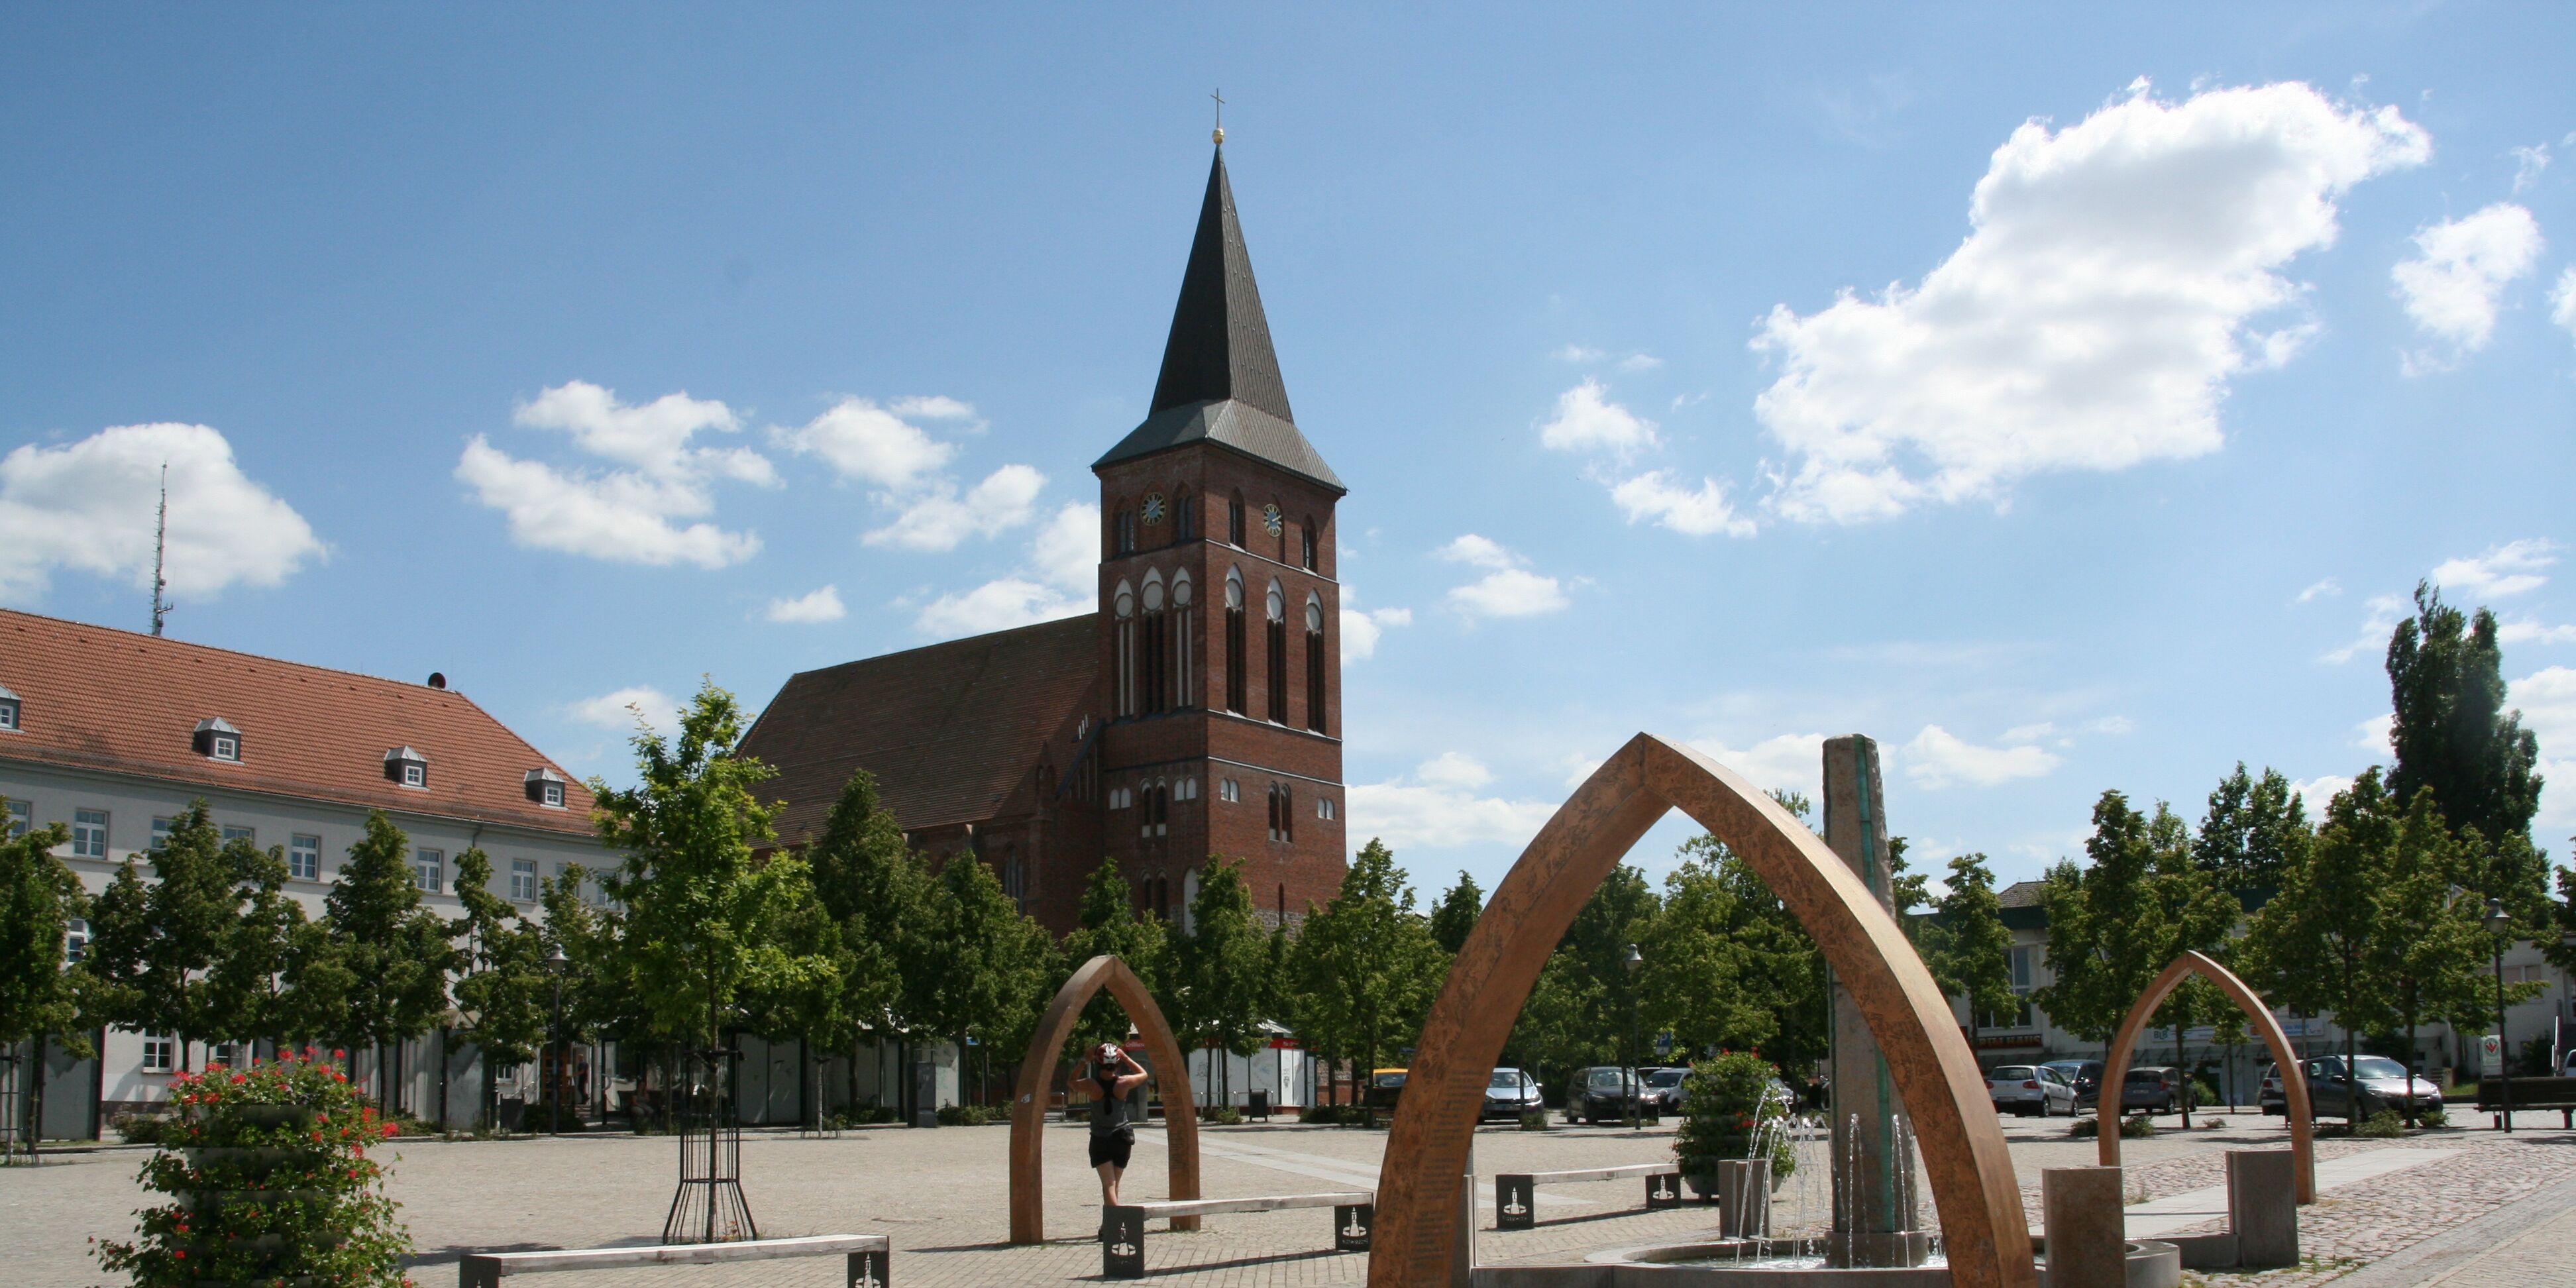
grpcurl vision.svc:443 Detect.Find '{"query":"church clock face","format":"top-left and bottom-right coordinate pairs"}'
top-left (1262, 503), bottom-right (1283, 535)
top-left (1140, 492), bottom-right (1166, 525)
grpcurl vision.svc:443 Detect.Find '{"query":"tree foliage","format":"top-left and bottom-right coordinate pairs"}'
top-left (1057, 856), bottom-right (1169, 1053)
top-left (1428, 871), bottom-right (1482, 955)
top-left (1920, 853), bottom-right (2015, 1026)
top-left (1285, 840), bottom-right (1442, 1091)
top-left (2191, 763), bottom-right (2311, 892)
top-left (2035, 792), bottom-right (2235, 1045)
top-left (0, 822), bottom-right (83, 1050)
top-left (1175, 857), bottom-right (1269, 1104)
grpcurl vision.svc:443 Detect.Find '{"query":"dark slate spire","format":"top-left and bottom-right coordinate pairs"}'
top-left (1150, 145), bottom-right (1293, 423)
top-left (1098, 143), bottom-right (1345, 494)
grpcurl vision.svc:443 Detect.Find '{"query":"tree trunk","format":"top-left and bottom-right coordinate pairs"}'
top-left (27, 1031), bottom-right (48, 1163)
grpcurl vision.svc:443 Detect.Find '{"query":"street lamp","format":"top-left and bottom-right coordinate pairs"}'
top-left (547, 944), bottom-right (571, 1137)
top-left (2483, 898), bottom-right (2512, 1134)
top-left (1624, 943), bottom-right (1644, 1127)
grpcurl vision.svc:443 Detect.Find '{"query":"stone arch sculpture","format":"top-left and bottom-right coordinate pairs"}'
top-left (2097, 949), bottom-right (2315, 1203)
top-left (1008, 953), bottom-right (1202, 1243)
top-left (1370, 734), bottom-right (2036, 1288)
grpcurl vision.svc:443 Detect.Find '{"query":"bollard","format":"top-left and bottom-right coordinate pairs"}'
top-left (1717, 1159), bottom-right (1771, 1238)
top-left (2041, 1166), bottom-right (2124, 1288)
top-left (2226, 1150), bottom-right (2298, 1268)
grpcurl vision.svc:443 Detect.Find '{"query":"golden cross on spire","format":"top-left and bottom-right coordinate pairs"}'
top-left (1211, 88), bottom-right (1225, 144)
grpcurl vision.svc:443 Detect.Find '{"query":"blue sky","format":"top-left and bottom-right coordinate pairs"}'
top-left (5, 4), bottom-right (2573, 898)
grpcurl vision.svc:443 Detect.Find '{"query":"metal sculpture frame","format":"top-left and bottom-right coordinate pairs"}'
top-left (1008, 954), bottom-right (1203, 1243)
top-left (2097, 949), bottom-right (2316, 1203)
top-left (1369, 734), bottom-right (2036, 1288)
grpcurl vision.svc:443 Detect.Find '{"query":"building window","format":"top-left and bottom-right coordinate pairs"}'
top-left (1301, 520), bottom-right (1317, 572)
top-left (0, 686), bottom-right (19, 731)
top-left (1267, 782), bottom-right (1295, 842)
top-left (1265, 580), bottom-right (1288, 724)
top-left (141, 1035), bottom-right (176, 1073)
top-left (385, 746), bottom-right (429, 788)
top-left (1116, 508), bottom-right (1138, 556)
top-left (1317, 796), bottom-right (1336, 822)
top-left (1227, 492), bottom-right (1246, 546)
top-left (414, 848), bottom-right (443, 894)
top-left (1304, 593), bottom-right (1328, 734)
top-left (526, 768), bottom-right (568, 808)
top-left (221, 824), bottom-right (256, 848)
top-left (1220, 777), bottom-right (1239, 803)
top-left (509, 858), bottom-right (539, 902)
top-left (290, 834), bottom-right (321, 881)
top-left (192, 716), bottom-right (242, 761)
top-left (1114, 582), bottom-right (1137, 718)
top-left (1172, 572), bottom-right (1195, 707)
top-left (1002, 845), bottom-right (1026, 910)
top-left (1141, 574), bottom-right (1168, 716)
top-left (72, 809), bottom-right (107, 858)
top-left (1175, 490), bottom-right (1195, 541)
top-left (1224, 568), bottom-right (1248, 713)
top-left (1175, 777), bottom-right (1198, 802)
top-left (151, 816), bottom-right (174, 851)
top-left (64, 917), bottom-right (87, 964)
top-left (4, 798), bottom-right (28, 839)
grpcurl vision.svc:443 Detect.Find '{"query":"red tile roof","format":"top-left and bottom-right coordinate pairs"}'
top-left (0, 608), bottom-right (595, 836)
top-left (741, 614), bottom-right (1099, 844)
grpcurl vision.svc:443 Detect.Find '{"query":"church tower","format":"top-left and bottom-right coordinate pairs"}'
top-left (1089, 141), bottom-right (1349, 928)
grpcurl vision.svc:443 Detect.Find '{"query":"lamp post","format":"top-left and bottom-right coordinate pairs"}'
top-left (2483, 898), bottom-right (2512, 1133)
top-left (1624, 943), bottom-right (1644, 1128)
top-left (547, 944), bottom-right (570, 1136)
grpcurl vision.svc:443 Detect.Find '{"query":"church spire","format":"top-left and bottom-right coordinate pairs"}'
top-left (1148, 143), bottom-right (1293, 424)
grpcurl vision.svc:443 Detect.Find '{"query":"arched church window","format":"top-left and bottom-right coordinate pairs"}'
top-left (1141, 572), bottom-right (1168, 716)
top-left (1265, 578), bottom-right (1289, 724)
top-left (1305, 592), bottom-right (1328, 734)
top-left (1172, 572), bottom-right (1195, 707)
top-left (1301, 519), bottom-right (1317, 571)
top-left (1116, 508), bottom-right (1137, 556)
top-left (1175, 490), bottom-right (1195, 541)
top-left (1227, 492), bottom-right (1246, 547)
top-left (1224, 567), bottom-right (1248, 714)
top-left (1114, 581), bottom-right (1136, 718)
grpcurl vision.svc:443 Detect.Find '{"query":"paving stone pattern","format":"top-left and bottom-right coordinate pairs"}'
top-left (5, 1113), bottom-right (2573, 1287)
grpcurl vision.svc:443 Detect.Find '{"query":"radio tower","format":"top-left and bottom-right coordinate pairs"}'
top-left (150, 464), bottom-right (174, 637)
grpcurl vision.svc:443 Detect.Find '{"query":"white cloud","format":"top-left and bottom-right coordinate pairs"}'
top-left (2511, 144), bottom-right (2550, 195)
top-left (2290, 775), bottom-right (2353, 816)
top-left (2355, 712), bottom-right (2394, 754)
top-left (2499, 619), bottom-right (2576, 645)
top-left (1752, 81), bottom-right (2428, 523)
top-left (2296, 577), bottom-right (2341, 603)
top-left (458, 382), bottom-right (770, 568)
top-left (1553, 345), bottom-right (1607, 362)
top-left (2553, 266), bottom-right (2576, 340)
top-left (908, 500), bottom-right (1100, 639)
top-left (2392, 203), bottom-right (2544, 366)
top-left (764, 584), bottom-right (846, 623)
top-left (2002, 721), bottom-right (2061, 742)
top-left (1609, 470), bottom-right (1757, 537)
top-left (2323, 592), bottom-right (2410, 664)
top-left (2432, 538), bottom-right (2558, 600)
top-left (2084, 715), bottom-right (2136, 735)
top-left (1688, 733), bottom-right (1828, 803)
top-left (1348, 757), bottom-right (1563, 852)
top-left (1436, 534), bottom-right (1570, 618)
top-left (862, 464), bottom-right (1046, 551)
top-left (2513, 666), bottom-right (2576, 827)
top-left (1902, 724), bottom-right (2061, 788)
top-left (1618, 354), bottom-right (1664, 372)
top-left (1340, 601), bottom-right (1412, 663)
top-left (771, 396), bottom-right (959, 489)
top-left (565, 685), bottom-right (680, 733)
top-left (1538, 379), bottom-right (1659, 457)
top-left (0, 422), bottom-right (325, 602)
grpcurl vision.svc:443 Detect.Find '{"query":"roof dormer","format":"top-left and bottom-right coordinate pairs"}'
top-left (193, 716), bottom-right (242, 763)
top-left (0, 682), bottom-right (19, 733)
top-left (524, 767), bottom-right (568, 808)
top-left (384, 745), bottom-right (429, 788)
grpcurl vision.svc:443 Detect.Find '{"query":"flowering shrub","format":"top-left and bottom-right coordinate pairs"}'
top-left (94, 1049), bottom-right (415, 1288)
top-left (1673, 1051), bottom-right (1796, 1185)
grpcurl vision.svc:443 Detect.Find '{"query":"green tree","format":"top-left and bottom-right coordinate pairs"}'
top-left (319, 811), bottom-right (456, 1106)
top-left (1428, 871), bottom-right (1482, 955)
top-left (1638, 855), bottom-right (1765, 1059)
top-left (2376, 794), bottom-right (2493, 1109)
top-left (1057, 857), bottom-right (1170, 1053)
top-left (910, 852), bottom-right (1052, 1106)
top-left (2192, 763), bottom-right (2312, 892)
top-left (2387, 583), bottom-right (2544, 845)
top-left (204, 835), bottom-right (307, 1053)
top-left (1175, 858), bottom-right (1269, 1110)
top-left (449, 848), bottom-right (550, 1130)
top-left (2242, 772), bottom-right (2399, 1118)
top-left (1288, 840), bottom-right (1442, 1117)
top-left (0, 822), bottom-right (84, 1159)
top-left (80, 803), bottom-right (237, 1073)
top-left (1919, 853), bottom-right (2015, 1028)
top-left (798, 769), bottom-right (916, 1107)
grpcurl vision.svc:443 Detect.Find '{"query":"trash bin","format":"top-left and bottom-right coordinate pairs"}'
top-left (1248, 1090), bottom-right (1271, 1120)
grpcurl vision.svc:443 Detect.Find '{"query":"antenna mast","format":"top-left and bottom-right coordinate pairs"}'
top-left (150, 463), bottom-right (173, 637)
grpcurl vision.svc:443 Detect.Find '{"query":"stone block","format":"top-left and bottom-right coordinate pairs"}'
top-left (1716, 1159), bottom-right (1770, 1237)
top-left (2041, 1165), bottom-right (2125, 1288)
top-left (2226, 1149), bottom-right (2298, 1268)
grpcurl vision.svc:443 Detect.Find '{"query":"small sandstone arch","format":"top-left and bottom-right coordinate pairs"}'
top-left (1370, 734), bottom-right (2035, 1288)
top-left (2097, 949), bottom-right (2316, 1203)
top-left (1008, 954), bottom-right (1202, 1243)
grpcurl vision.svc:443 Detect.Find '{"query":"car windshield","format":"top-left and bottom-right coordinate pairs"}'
top-left (2353, 1057), bottom-right (2409, 1081)
top-left (1992, 1067), bottom-right (2032, 1079)
top-left (1645, 1069), bottom-right (1686, 1088)
top-left (2126, 1069), bottom-right (2164, 1083)
top-left (1488, 1071), bottom-right (1521, 1089)
top-left (1587, 1069), bottom-right (1631, 1091)
top-left (1373, 1072), bottom-right (1407, 1088)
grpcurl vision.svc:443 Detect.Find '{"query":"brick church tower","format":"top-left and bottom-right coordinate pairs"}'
top-left (741, 142), bottom-right (1348, 934)
top-left (1090, 140), bottom-right (1350, 928)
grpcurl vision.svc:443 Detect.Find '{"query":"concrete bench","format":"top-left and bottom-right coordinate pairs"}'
top-left (1103, 1191), bottom-right (1371, 1278)
top-left (1494, 1162), bottom-right (1682, 1230)
top-left (458, 1234), bottom-right (890, 1288)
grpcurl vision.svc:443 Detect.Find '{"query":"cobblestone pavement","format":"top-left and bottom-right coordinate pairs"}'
top-left (5, 1110), bottom-right (2572, 1287)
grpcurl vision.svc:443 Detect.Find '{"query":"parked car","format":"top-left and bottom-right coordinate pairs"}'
top-left (2297, 1055), bottom-right (2442, 1120)
top-left (1640, 1066), bottom-right (1689, 1112)
top-left (1483, 1068), bottom-right (1544, 1120)
top-left (2116, 1067), bottom-right (2198, 1114)
top-left (1573, 1066), bottom-right (1646, 1123)
top-left (1366, 1068), bottom-right (1409, 1110)
top-left (2259, 1062), bottom-right (2288, 1115)
top-left (2045, 1059), bottom-right (2104, 1110)
top-left (1985, 1064), bottom-right (2078, 1117)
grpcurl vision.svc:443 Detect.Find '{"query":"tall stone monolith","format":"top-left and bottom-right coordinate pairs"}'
top-left (1823, 734), bottom-right (1928, 1267)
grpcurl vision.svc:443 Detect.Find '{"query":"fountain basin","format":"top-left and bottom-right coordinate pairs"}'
top-left (1472, 1237), bottom-right (2180, 1288)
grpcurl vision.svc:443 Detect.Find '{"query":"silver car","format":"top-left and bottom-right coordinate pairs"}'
top-left (1986, 1063), bottom-right (2077, 1117)
top-left (1482, 1067), bottom-right (1544, 1120)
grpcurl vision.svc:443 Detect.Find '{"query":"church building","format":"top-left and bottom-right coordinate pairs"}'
top-left (740, 142), bottom-right (1350, 934)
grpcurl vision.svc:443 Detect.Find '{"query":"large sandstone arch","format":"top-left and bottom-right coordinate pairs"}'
top-left (1370, 734), bottom-right (2035, 1288)
top-left (2097, 949), bottom-right (2315, 1203)
top-left (1008, 954), bottom-right (1203, 1242)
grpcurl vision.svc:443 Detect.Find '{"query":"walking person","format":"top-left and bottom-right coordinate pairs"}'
top-left (1091, 1042), bottom-right (1151, 1232)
